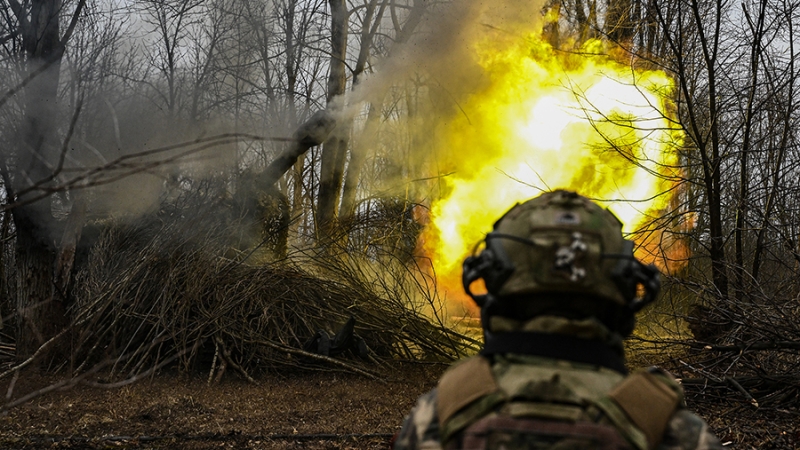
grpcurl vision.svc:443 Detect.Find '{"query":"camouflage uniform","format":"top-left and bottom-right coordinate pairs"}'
top-left (393, 354), bottom-right (723, 450)
top-left (394, 191), bottom-right (723, 450)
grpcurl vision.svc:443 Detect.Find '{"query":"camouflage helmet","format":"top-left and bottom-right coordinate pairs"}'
top-left (462, 190), bottom-right (660, 319)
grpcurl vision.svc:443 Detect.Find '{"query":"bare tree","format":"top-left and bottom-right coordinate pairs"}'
top-left (316, 0), bottom-right (426, 241)
top-left (315, 0), bottom-right (349, 240)
top-left (136, 0), bottom-right (204, 117)
top-left (2, 0), bottom-right (87, 361)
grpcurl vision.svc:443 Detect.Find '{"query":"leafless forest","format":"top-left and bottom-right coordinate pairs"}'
top-left (1, 0), bottom-right (799, 446)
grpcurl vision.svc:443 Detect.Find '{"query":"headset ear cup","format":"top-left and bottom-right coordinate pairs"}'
top-left (610, 240), bottom-right (638, 303)
top-left (462, 236), bottom-right (516, 308)
top-left (629, 263), bottom-right (661, 312)
top-left (462, 254), bottom-right (490, 307)
top-left (462, 255), bottom-right (480, 288)
top-left (482, 236), bottom-right (515, 293)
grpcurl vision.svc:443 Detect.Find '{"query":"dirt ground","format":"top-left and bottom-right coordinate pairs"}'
top-left (1, 363), bottom-right (446, 450)
top-left (2, 362), bottom-right (798, 450)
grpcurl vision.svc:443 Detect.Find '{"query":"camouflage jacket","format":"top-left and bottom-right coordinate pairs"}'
top-left (393, 355), bottom-right (723, 450)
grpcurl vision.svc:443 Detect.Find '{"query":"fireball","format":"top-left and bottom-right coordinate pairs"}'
top-left (419, 36), bottom-right (683, 310)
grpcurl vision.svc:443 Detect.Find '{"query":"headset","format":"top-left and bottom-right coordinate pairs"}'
top-left (607, 240), bottom-right (661, 313)
top-left (462, 232), bottom-right (517, 308)
top-left (462, 233), bottom-right (661, 315)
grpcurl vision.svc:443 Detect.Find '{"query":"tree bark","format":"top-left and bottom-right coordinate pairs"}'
top-left (340, 0), bottom-right (424, 225)
top-left (14, 210), bottom-right (63, 363)
top-left (339, 0), bottom-right (387, 224)
top-left (316, 0), bottom-right (349, 240)
top-left (9, 0), bottom-right (86, 362)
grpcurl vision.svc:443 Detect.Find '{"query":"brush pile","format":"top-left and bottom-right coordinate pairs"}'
top-left (67, 197), bottom-right (475, 387)
top-left (628, 283), bottom-right (800, 443)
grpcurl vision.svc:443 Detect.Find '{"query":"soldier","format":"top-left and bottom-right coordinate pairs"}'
top-left (393, 190), bottom-right (723, 450)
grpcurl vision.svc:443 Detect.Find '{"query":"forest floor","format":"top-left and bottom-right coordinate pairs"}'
top-left (0, 362), bottom-right (445, 449)
top-left (1, 361), bottom-right (798, 449)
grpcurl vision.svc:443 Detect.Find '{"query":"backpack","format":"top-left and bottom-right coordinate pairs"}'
top-left (436, 356), bottom-right (682, 450)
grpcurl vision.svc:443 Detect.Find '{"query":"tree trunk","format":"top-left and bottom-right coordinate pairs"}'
top-left (10, 0), bottom-right (78, 362)
top-left (340, 104), bottom-right (379, 222)
top-left (316, 0), bottom-right (349, 240)
top-left (543, 0), bottom-right (561, 48)
top-left (0, 207), bottom-right (11, 330)
top-left (734, 1), bottom-right (767, 300)
top-left (339, 0), bottom-right (387, 225)
top-left (14, 209), bottom-right (63, 362)
top-left (283, 0), bottom-right (306, 225)
top-left (54, 194), bottom-right (88, 301)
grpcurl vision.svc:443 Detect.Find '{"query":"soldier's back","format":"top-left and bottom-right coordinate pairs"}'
top-left (437, 354), bottom-right (718, 450)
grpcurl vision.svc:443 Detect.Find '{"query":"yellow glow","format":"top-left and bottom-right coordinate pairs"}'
top-left (419, 36), bottom-right (683, 306)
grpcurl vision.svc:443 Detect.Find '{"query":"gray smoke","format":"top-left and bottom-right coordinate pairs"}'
top-left (342, 0), bottom-right (547, 116)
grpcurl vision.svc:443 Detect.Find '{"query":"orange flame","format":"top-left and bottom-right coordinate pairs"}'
top-left (418, 37), bottom-right (685, 312)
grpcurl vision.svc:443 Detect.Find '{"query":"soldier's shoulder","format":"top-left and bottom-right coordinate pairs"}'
top-left (658, 409), bottom-right (724, 450)
top-left (392, 389), bottom-right (442, 450)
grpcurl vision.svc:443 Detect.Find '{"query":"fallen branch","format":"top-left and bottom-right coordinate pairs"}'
top-left (215, 335), bottom-right (256, 384)
top-left (1, 357), bottom-right (105, 412)
top-left (82, 342), bottom-right (201, 389)
top-left (245, 337), bottom-right (384, 382)
top-left (726, 376), bottom-right (759, 407)
top-left (4, 370), bottom-right (18, 400)
top-left (688, 341), bottom-right (800, 352)
top-left (0, 327), bottom-right (71, 380)
top-left (680, 375), bottom-right (800, 387)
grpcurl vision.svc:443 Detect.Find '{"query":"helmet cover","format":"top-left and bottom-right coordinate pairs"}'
top-left (468, 190), bottom-right (635, 307)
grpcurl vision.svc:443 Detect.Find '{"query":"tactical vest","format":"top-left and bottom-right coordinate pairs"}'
top-left (436, 355), bottom-right (682, 450)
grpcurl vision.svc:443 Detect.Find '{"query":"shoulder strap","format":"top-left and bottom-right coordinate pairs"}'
top-left (436, 356), bottom-right (499, 425)
top-left (438, 359), bottom-right (681, 450)
top-left (595, 367), bottom-right (682, 450)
